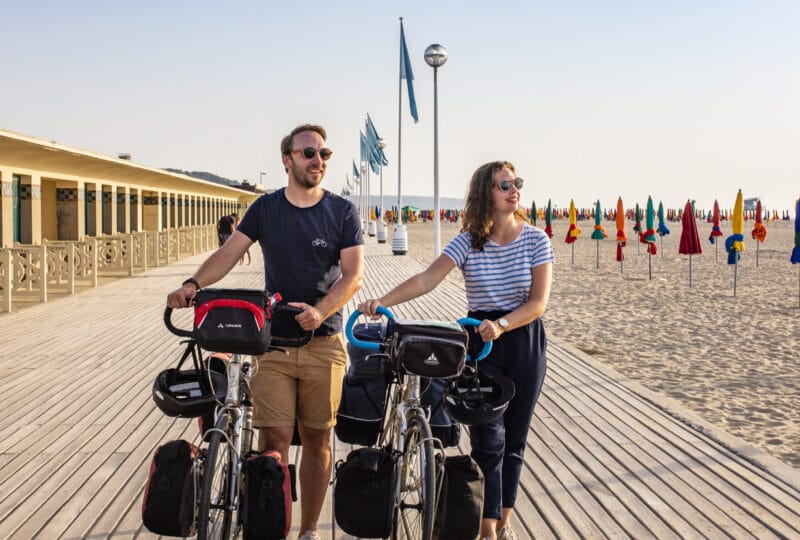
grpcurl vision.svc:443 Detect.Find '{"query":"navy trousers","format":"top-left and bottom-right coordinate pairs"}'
top-left (466, 310), bottom-right (548, 520)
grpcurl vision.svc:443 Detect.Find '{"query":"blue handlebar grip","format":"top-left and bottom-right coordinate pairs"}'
top-left (345, 307), bottom-right (395, 351)
top-left (457, 317), bottom-right (493, 362)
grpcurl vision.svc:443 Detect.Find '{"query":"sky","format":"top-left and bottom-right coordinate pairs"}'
top-left (2, 1), bottom-right (798, 212)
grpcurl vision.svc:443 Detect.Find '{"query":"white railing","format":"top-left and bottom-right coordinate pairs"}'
top-left (0, 225), bottom-right (215, 312)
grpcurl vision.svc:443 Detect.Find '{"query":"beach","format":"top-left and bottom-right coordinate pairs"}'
top-left (390, 218), bottom-right (800, 469)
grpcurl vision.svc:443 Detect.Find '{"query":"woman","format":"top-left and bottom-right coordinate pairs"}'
top-left (358, 161), bottom-right (554, 540)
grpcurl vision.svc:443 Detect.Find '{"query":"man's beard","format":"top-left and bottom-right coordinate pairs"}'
top-left (290, 161), bottom-right (324, 189)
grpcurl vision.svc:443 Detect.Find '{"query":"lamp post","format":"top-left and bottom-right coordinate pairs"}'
top-left (424, 43), bottom-right (448, 258)
top-left (376, 138), bottom-right (388, 243)
top-left (259, 171), bottom-right (265, 186)
top-left (360, 162), bottom-right (367, 233)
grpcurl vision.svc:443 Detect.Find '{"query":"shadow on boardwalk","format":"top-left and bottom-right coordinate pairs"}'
top-left (0, 240), bottom-right (798, 539)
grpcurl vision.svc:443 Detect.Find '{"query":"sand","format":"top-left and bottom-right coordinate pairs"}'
top-left (392, 218), bottom-right (800, 469)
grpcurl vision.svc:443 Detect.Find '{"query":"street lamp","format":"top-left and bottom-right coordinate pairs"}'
top-left (259, 172), bottom-right (265, 185)
top-left (424, 43), bottom-right (448, 258)
top-left (376, 138), bottom-right (388, 243)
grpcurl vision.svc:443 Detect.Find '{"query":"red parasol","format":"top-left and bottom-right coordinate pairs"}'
top-left (679, 200), bottom-right (703, 287)
top-left (751, 199), bottom-right (767, 268)
top-left (615, 197), bottom-right (627, 272)
top-left (709, 199), bottom-right (724, 262)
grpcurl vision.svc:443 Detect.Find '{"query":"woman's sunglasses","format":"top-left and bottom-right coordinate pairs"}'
top-left (496, 177), bottom-right (524, 192)
top-left (292, 147), bottom-right (333, 161)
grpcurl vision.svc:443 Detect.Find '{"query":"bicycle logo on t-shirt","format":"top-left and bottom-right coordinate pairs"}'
top-left (312, 238), bottom-right (328, 247)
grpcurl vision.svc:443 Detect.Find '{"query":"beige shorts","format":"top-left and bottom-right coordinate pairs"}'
top-left (251, 334), bottom-right (347, 430)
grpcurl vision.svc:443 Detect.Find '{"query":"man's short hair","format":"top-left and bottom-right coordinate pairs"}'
top-left (280, 124), bottom-right (327, 155)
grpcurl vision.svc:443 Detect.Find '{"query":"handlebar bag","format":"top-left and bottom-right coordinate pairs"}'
top-left (391, 319), bottom-right (468, 379)
top-left (193, 288), bottom-right (272, 355)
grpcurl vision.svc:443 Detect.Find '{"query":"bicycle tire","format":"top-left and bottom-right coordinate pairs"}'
top-left (392, 412), bottom-right (436, 540)
top-left (197, 413), bottom-right (234, 540)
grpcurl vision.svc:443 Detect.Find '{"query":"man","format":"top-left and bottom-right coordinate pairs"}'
top-left (167, 124), bottom-right (364, 540)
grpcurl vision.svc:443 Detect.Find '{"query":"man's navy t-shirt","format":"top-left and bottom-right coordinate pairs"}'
top-left (236, 188), bottom-right (363, 337)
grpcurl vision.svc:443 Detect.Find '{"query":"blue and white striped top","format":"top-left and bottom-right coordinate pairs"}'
top-left (443, 223), bottom-right (555, 311)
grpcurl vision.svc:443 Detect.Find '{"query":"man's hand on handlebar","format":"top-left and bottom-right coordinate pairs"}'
top-left (166, 284), bottom-right (198, 309)
top-left (287, 302), bottom-right (323, 332)
top-left (357, 299), bottom-right (384, 318)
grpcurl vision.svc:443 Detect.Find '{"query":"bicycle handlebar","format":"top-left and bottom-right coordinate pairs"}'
top-left (163, 303), bottom-right (313, 348)
top-left (345, 307), bottom-right (493, 362)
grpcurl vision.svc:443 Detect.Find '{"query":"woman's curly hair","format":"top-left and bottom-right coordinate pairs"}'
top-left (461, 161), bottom-right (530, 251)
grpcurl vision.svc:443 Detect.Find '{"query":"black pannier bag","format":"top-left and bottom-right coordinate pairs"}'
top-left (335, 322), bottom-right (392, 446)
top-left (333, 447), bottom-right (395, 538)
top-left (391, 319), bottom-right (468, 379)
top-left (241, 450), bottom-right (297, 540)
top-left (421, 377), bottom-right (461, 448)
top-left (141, 439), bottom-right (202, 537)
top-left (192, 288), bottom-right (272, 354)
top-left (433, 455), bottom-right (484, 540)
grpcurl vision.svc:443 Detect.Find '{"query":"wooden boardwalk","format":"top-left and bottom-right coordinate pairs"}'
top-left (0, 239), bottom-right (798, 539)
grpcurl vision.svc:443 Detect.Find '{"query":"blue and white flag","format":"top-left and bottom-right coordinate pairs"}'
top-left (366, 114), bottom-right (389, 166)
top-left (352, 159), bottom-right (360, 180)
top-left (359, 132), bottom-right (367, 162)
top-left (400, 20), bottom-right (419, 123)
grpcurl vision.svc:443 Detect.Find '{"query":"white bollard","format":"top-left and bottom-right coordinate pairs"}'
top-left (392, 223), bottom-right (408, 255)
top-left (377, 221), bottom-right (387, 243)
top-left (368, 220), bottom-right (377, 237)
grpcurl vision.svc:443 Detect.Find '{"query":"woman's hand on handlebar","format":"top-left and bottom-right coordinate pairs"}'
top-left (477, 319), bottom-right (504, 342)
top-left (166, 284), bottom-right (198, 309)
top-left (357, 299), bottom-right (384, 318)
top-left (287, 302), bottom-right (323, 332)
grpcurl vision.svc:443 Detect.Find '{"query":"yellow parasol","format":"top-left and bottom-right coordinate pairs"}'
top-left (726, 189), bottom-right (745, 296)
top-left (565, 199), bottom-right (581, 264)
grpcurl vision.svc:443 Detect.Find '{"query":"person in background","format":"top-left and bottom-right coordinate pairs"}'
top-left (167, 123), bottom-right (364, 540)
top-left (217, 212), bottom-right (236, 247)
top-left (358, 160), bottom-right (554, 540)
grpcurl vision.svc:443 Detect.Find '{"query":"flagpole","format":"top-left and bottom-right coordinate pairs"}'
top-left (397, 17), bottom-right (404, 224)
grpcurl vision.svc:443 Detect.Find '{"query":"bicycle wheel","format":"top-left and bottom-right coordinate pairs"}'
top-left (197, 413), bottom-right (234, 540)
top-left (392, 412), bottom-right (436, 540)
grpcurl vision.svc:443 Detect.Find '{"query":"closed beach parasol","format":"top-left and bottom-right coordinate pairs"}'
top-left (616, 197), bottom-right (627, 273)
top-left (544, 199), bottom-right (553, 238)
top-left (531, 200), bottom-right (537, 226)
top-left (751, 199), bottom-right (767, 267)
top-left (657, 201), bottom-right (670, 255)
top-left (679, 200), bottom-right (703, 287)
top-left (633, 203), bottom-right (643, 255)
top-left (565, 199), bottom-right (581, 264)
top-left (591, 200), bottom-right (607, 269)
top-left (640, 196), bottom-right (658, 279)
top-left (726, 189), bottom-right (745, 296)
top-left (709, 199), bottom-right (724, 262)
top-left (791, 198), bottom-right (800, 307)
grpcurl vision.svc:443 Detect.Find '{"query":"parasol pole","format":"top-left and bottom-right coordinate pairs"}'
top-left (571, 243), bottom-right (575, 265)
top-left (734, 257), bottom-right (738, 297)
top-left (689, 254), bottom-right (693, 288)
top-left (648, 252), bottom-right (652, 280)
top-left (660, 236), bottom-right (663, 256)
top-left (715, 241), bottom-right (718, 264)
top-left (756, 240), bottom-right (760, 268)
top-left (596, 240), bottom-right (600, 269)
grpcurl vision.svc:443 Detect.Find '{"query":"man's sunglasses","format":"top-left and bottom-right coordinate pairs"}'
top-left (291, 147), bottom-right (333, 161)
top-left (496, 178), bottom-right (524, 192)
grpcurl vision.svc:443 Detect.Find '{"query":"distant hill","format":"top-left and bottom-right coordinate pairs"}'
top-left (164, 168), bottom-right (241, 187)
top-left (341, 194), bottom-right (465, 210)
